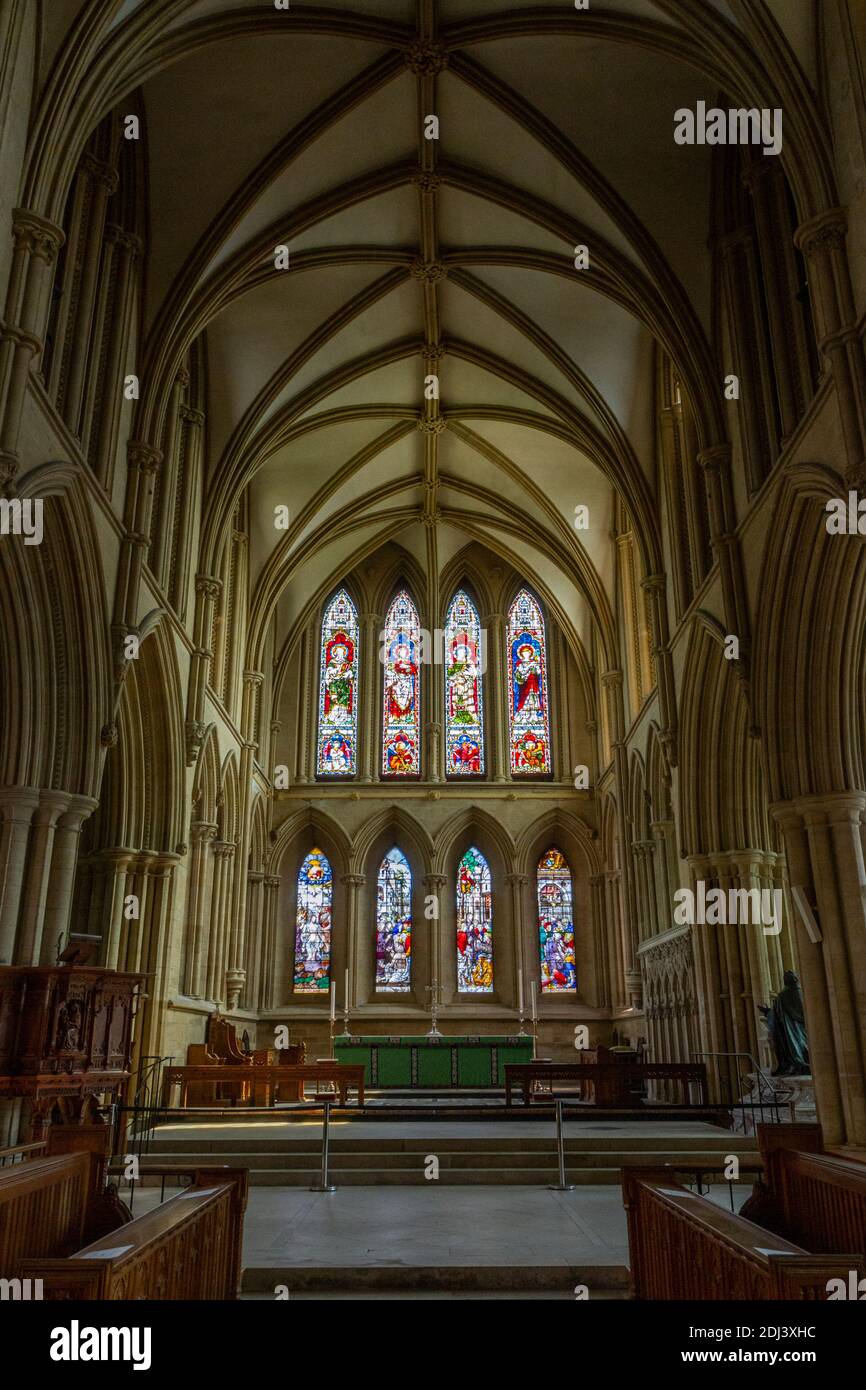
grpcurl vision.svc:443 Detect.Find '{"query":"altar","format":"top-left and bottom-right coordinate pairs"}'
top-left (334, 1035), bottom-right (533, 1088)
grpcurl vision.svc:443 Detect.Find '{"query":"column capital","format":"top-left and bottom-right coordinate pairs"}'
top-left (423, 873), bottom-right (447, 889)
top-left (12, 207), bottom-right (64, 263)
top-left (195, 573), bottom-right (222, 601)
top-left (794, 206), bottom-right (847, 258)
top-left (697, 444), bottom-right (731, 473)
top-left (242, 669), bottom-right (265, 688)
top-left (212, 840), bottom-right (236, 860)
top-left (0, 787), bottom-right (40, 821)
top-left (771, 791), bottom-right (866, 829)
top-left (341, 873), bottom-right (367, 888)
top-left (600, 668), bottom-right (623, 690)
top-left (264, 875), bottom-right (281, 889)
top-left (506, 872), bottom-right (529, 887)
top-left (127, 440), bottom-right (162, 474)
top-left (640, 573), bottom-right (667, 595)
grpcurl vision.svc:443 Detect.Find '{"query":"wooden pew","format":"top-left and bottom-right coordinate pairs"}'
top-left (504, 1061), bottom-right (707, 1108)
top-left (743, 1123), bottom-right (866, 1261)
top-left (622, 1167), bottom-right (861, 1299)
top-left (0, 1152), bottom-right (90, 1274)
top-left (20, 1167), bottom-right (248, 1300)
top-left (161, 1061), bottom-right (365, 1109)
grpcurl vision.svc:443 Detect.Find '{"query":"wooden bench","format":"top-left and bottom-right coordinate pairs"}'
top-left (20, 1167), bottom-right (248, 1299)
top-left (742, 1123), bottom-right (866, 1261)
top-left (622, 1167), bottom-right (862, 1299)
top-left (0, 1151), bottom-right (90, 1275)
top-left (504, 1061), bottom-right (706, 1108)
top-left (160, 1061), bottom-right (365, 1109)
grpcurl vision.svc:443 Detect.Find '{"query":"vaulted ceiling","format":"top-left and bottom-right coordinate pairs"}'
top-left (39, 0), bottom-right (821, 669)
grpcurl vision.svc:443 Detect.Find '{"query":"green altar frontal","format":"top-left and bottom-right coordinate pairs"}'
top-left (334, 1035), bottom-right (533, 1088)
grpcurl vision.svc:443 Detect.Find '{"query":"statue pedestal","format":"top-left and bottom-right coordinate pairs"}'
top-left (733, 1072), bottom-right (816, 1135)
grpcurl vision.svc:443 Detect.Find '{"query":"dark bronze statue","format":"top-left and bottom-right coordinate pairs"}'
top-left (758, 970), bottom-right (810, 1076)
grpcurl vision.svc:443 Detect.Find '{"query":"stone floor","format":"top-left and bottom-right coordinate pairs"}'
top-left (121, 1178), bottom-right (749, 1296)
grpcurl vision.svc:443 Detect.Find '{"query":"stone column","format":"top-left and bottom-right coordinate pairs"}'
top-left (0, 788), bottom-right (39, 962)
top-left (588, 872), bottom-right (608, 1007)
top-left (185, 575), bottom-right (221, 766)
top-left (743, 159), bottom-right (813, 439)
top-left (184, 820), bottom-right (217, 996)
top-left (795, 210), bottom-right (866, 487)
top-left (15, 792), bottom-right (70, 964)
top-left (93, 225), bottom-right (142, 490)
top-left (773, 793), bottom-right (866, 1148)
top-left (207, 841), bottom-right (234, 1003)
top-left (483, 612), bottom-right (507, 780)
top-left (341, 873), bottom-right (367, 1011)
top-left (601, 669), bottom-right (638, 999)
top-left (96, 849), bottom-right (134, 970)
top-left (0, 210), bottom-right (64, 487)
top-left (360, 612), bottom-right (381, 782)
top-left (172, 404), bottom-right (204, 618)
top-left (262, 875), bottom-right (281, 1008)
top-left (641, 575), bottom-right (677, 764)
top-left (63, 154), bottom-right (118, 437)
top-left (421, 872), bottom-right (447, 1009)
top-left (506, 873), bottom-right (529, 1011)
top-left (38, 794), bottom-right (97, 964)
top-left (245, 870), bottom-right (265, 1009)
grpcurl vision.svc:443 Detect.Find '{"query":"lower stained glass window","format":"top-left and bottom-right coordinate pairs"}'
top-left (376, 847), bottom-right (412, 991)
top-left (537, 847), bottom-right (576, 992)
top-left (294, 848), bottom-right (332, 993)
top-left (456, 846), bottom-right (493, 992)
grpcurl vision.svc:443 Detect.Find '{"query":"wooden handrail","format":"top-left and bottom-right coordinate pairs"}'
top-left (0, 1141), bottom-right (47, 1165)
top-left (21, 1168), bottom-right (248, 1300)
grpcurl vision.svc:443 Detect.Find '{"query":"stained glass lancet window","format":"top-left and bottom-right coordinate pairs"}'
top-left (382, 589), bottom-right (421, 776)
top-left (537, 847), bottom-right (576, 993)
top-left (506, 587), bottom-right (551, 775)
top-left (376, 847), bottom-right (412, 991)
top-left (456, 847), bottom-right (493, 992)
top-left (293, 848), bottom-right (332, 993)
top-left (444, 589), bottom-right (484, 776)
top-left (317, 587), bottom-right (359, 776)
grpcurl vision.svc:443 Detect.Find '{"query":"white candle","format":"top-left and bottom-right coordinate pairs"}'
top-left (530, 979), bottom-right (537, 1023)
top-left (329, 981), bottom-right (336, 1023)
top-left (344, 967), bottom-right (350, 1013)
top-left (518, 968), bottom-right (524, 1014)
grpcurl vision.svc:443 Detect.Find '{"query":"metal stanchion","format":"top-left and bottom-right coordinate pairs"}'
top-left (548, 1098), bottom-right (575, 1192)
top-left (310, 1098), bottom-right (337, 1193)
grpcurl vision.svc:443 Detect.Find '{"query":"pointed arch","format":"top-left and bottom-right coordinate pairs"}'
top-left (382, 587), bottom-right (422, 777)
top-left (506, 586), bottom-right (551, 775)
top-left (443, 587), bottom-right (485, 777)
top-left (316, 585), bottom-right (360, 777)
top-left (375, 846), bottom-right (412, 992)
top-left (293, 847), bottom-right (333, 994)
top-left (537, 847), bottom-right (576, 994)
top-left (192, 723), bottom-right (220, 825)
top-left (456, 846), bottom-right (493, 993)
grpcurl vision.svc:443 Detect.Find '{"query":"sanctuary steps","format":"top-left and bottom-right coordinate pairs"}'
top-left (131, 1118), bottom-right (757, 1188)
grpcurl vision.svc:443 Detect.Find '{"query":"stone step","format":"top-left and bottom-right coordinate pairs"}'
top-left (138, 1146), bottom-right (752, 1171)
top-left (144, 1131), bottom-right (749, 1155)
top-left (241, 1264), bottom-right (632, 1295)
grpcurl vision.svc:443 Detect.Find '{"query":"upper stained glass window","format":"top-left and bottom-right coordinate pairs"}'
top-left (382, 589), bottom-right (421, 777)
top-left (376, 847), bottom-right (412, 991)
top-left (317, 588), bottom-right (359, 776)
top-left (293, 848), bottom-right (332, 993)
top-left (537, 847), bottom-right (576, 993)
top-left (506, 587), bottom-right (551, 775)
top-left (456, 846), bottom-right (493, 993)
top-left (444, 589), bottom-right (484, 776)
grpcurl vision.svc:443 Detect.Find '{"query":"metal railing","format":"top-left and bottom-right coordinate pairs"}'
top-left (692, 1049), bottom-right (792, 1127)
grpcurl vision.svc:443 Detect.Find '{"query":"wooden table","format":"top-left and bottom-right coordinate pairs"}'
top-left (160, 1062), bottom-right (365, 1109)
